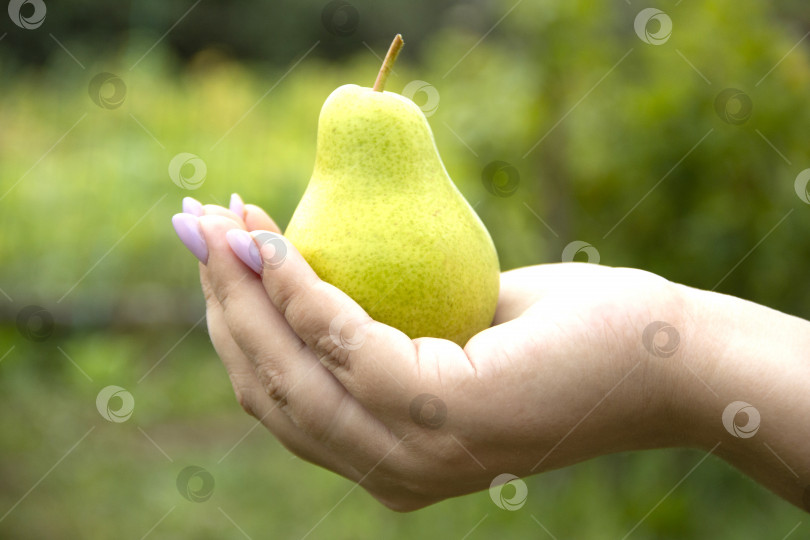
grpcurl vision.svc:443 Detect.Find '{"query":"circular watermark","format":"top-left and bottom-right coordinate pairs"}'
top-left (561, 241), bottom-right (600, 264)
top-left (8, 0), bottom-right (46, 29)
top-left (489, 473), bottom-right (528, 511)
top-left (722, 401), bottom-right (760, 439)
top-left (714, 88), bottom-right (753, 125)
top-left (401, 80), bottom-right (440, 117)
top-left (642, 321), bottom-right (680, 358)
top-left (794, 169), bottom-right (810, 204)
top-left (634, 8), bottom-right (672, 45)
top-left (329, 312), bottom-right (367, 351)
top-left (252, 231), bottom-right (288, 269)
top-left (176, 466), bottom-right (215, 502)
top-left (481, 161), bottom-right (519, 197)
top-left (96, 385), bottom-right (135, 423)
top-left (88, 72), bottom-right (126, 110)
top-left (168, 153), bottom-right (207, 190)
top-left (321, 0), bottom-right (359, 37)
top-left (409, 393), bottom-right (447, 429)
top-left (16, 305), bottom-right (54, 342)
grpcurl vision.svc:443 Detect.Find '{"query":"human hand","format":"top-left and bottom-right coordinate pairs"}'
top-left (171, 195), bottom-right (693, 511)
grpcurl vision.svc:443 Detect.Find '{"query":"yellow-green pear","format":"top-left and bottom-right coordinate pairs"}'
top-left (284, 35), bottom-right (499, 346)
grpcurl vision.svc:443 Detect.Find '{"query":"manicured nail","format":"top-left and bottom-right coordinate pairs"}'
top-left (230, 193), bottom-right (245, 219)
top-left (226, 229), bottom-right (263, 273)
top-left (171, 213), bottom-right (208, 264)
top-left (182, 196), bottom-right (204, 216)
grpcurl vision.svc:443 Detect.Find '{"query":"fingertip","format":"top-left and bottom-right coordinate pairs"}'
top-left (244, 204), bottom-right (282, 234)
top-left (198, 215), bottom-right (259, 285)
top-left (182, 196), bottom-right (204, 216)
top-left (230, 193), bottom-right (245, 219)
top-left (250, 230), bottom-right (291, 271)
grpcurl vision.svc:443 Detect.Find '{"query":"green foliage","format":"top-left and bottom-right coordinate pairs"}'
top-left (2, 0), bottom-right (809, 537)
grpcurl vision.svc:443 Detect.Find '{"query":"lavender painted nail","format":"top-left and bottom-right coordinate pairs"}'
top-left (182, 196), bottom-right (204, 216)
top-left (226, 229), bottom-right (263, 274)
top-left (230, 193), bottom-right (245, 218)
top-left (171, 213), bottom-right (208, 264)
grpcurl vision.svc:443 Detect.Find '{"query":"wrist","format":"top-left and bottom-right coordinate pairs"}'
top-left (659, 283), bottom-right (728, 450)
top-left (668, 284), bottom-right (810, 510)
top-left (627, 280), bottom-right (707, 451)
top-left (671, 285), bottom-right (787, 448)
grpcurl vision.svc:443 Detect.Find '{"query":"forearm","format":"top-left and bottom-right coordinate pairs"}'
top-left (676, 285), bottom-right (810, 511)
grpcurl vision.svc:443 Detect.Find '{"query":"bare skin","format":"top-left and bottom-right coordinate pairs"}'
top-left (186, 201), bottom-right (810, 513)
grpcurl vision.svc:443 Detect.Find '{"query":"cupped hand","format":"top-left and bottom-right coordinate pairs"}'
top-left (187, 200), bottom-right (689, 511)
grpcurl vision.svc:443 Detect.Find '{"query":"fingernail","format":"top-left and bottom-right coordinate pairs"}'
top-left (171, 213), bottom-right (208, 264)
top-left (226, 229), bottom-right (263, 274)
top-left (182, 196), bottom-right (204, 216)
top-left (230, 193), bottom-right (245, 219)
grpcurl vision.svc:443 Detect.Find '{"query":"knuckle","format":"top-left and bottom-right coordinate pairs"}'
top-left (315, 333), bottom-right (351, 370)
top-left (254, 363), bottom-right (289, 408)
top-left (201, 278), bottom-right (218, 307)
top-left (271, 280), bottom-right (300, 319)
top-left (215, 282), bottom-right (235, 312)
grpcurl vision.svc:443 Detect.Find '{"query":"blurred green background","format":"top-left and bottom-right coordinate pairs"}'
top-left (2, 0), bottom-right (809, 537)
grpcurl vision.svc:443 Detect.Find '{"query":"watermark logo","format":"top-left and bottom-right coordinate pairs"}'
top-left (714, 88), bottom-right (753, 125)
top-left (722, 401), bottom-right (760, 438)
top-left (561, 241), bottom-right (600, 264)
top-left (642, 321), bottom-right (680, 358)
top-left (482, 161), bottom-right (519, 197)
top-left (489, 473), bottom-right (528, 510)
top-left (176, 466), bottom-right (215, 502)
top-left (16, 305), bottom-right (54, 342)
top-left (794, 169), bottom-right (810, 204)
top-left (409, 393), bottom-right (447, 429)
top-left (321, 0), bottom-right (359, 37)
top-left (96, 385), bottom-right (135, 423)
top-left (329, 311), bottom-right (367, 351)
top-left (88, 73), bottom-right (126, 109)
top-left (634, 8), bottom-right (672, 45)
top-left (402, 80), bottom-right (440, 117)
top-left (251, 232), bottom-right (288, 269)
top-left (168, 153), bottom-right (207, 190)
top-left (8, 0), bottom-right (46, 29)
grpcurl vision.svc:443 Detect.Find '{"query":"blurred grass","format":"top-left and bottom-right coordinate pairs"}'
top-left (1, 330), bottom-right (805, 539)
top-left (2, 0), bottom-right (810, 537)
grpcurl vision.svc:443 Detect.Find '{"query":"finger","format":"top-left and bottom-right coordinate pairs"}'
top-left (182, 196), bottom-right (204, 216)
top-left (494, 263), bottom-right (611, 324)
top-left (244, 204), bottom-right (281, 234)
top-left (464, 314), bottom-right (535, 365)
top-left (201, 281), bottom-right (363, 480)
top-left (202, 204), bottom-right (246, 229)
top-left (198, 216), bottom-right (398, 464)
top-left (493, 268), bottom-right (544, 324)
top-left (250, 231), bottom-right (440, 415)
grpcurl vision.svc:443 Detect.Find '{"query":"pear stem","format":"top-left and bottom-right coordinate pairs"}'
top-left (372, 34), bottom-right (404, 92)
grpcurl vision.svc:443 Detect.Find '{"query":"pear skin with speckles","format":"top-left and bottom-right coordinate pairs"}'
top-left (284, 84), bottom-right (500, 346)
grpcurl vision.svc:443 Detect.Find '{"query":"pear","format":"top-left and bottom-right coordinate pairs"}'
top-left (284, 35), bottom-right (499, 346)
